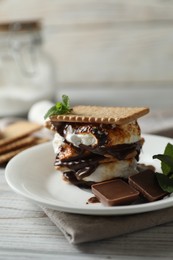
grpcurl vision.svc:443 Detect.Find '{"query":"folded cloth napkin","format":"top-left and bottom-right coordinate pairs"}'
top-left (42, 206), bottom-right (173, 244)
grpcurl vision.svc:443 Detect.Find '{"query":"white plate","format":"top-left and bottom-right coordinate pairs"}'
top-left (5, 134), bottom-right (173, 215)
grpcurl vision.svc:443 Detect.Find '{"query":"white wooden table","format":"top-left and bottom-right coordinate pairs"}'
top-left (1, 165), bottom-right (173, 259)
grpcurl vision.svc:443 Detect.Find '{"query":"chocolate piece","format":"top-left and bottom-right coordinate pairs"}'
top-left (91, 179), bottom-right (139, 206)
top-left (87, 196), bottom-right (99, 204)
top-left (128, 170), bottom-right (168, 202)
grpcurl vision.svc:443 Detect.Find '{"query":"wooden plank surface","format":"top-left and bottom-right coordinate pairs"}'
top-left (0, 0), bottom-right (173, 110)
top-left (44, 26), bottom-right (173, 83)
top-left (1, 0), bottom-right (173, 25)
top-left (1, 166), bottom-right (173, 259)
top-left (57, 86), bottom-right (173, 110)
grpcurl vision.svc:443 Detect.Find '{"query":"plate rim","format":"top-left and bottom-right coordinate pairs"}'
top-left (5, 133), bottom-right (173, 216)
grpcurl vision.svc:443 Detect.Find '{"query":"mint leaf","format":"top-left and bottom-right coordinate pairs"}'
top-left (153, 142), bottom-right (173, 193)
top-left (62, 95), bottom-right (70, 108)
top-left (55, 102), bottom-right (66, 114)
top-left (153, 154), bottom-right (173, 175)
top-left (156, 172), bottom-right (173, 193)
top-left (44, 95), bottom-right (72, 119)
top-left (162, 143), bottom-right (173, 174)
top-left (44, 105), bottom-right (57, 119)
top-left (168, 172), bottom-right (173, 179)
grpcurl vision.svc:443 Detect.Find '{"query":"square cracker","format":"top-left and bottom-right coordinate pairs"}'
top-left (0, 136), bottom-right (37, 154)
top-left (0, 137), bottom-right (48, 164)
top-left (0, 121), bottom-right (42, 146)
top-left (49, 106), bottom-right (149, 125)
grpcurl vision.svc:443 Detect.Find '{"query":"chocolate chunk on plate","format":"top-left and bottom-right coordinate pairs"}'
top-left (128, 170), bottom-right (168, 202)
top-left (91, 179), bottom-right (139, 206)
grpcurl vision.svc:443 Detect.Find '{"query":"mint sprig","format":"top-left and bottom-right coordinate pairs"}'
top-left (44, 95), bottom-right (72, 119)
top-left (153, 143), bottom-right (173, 193)
top-left (155, 173), bottom-right (173, 193)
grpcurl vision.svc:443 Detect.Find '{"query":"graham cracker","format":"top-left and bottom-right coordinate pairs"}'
top-left (48, 106), bottom-right (149, 125)
top-left (0, 121), bottom-right (42, 146)
top-left (0, 131), bottom-right (3, 139)
top-left (0, 137), bottom-right (48, 164)
top-left (0, 136), bottom-right (37, 154)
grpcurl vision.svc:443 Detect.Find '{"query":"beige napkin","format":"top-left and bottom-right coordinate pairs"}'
top-left (42, 206), bottom-right (173, 244)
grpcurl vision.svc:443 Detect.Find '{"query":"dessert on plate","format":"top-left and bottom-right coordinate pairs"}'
top-left (45, 97), bottom-right (149, 187)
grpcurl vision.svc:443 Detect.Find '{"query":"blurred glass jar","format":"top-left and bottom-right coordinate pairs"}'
top-left (0, 20), bottom-right (56, 117)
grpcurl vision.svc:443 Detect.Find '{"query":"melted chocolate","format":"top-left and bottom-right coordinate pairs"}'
top-left (56, 141), bottom-right (141, 165)
top-left (90, 126), bottom-right (108, 146)
top-left (54, 122), bottom-right (142, 162)
top-left (56, 154), bottom-right (101, 180)
top-left (55, 154), bottom-right (103, 169)
top-left (79, 141), bottom-right (141, 160)
top-left (87, 196), bottom-right (99, 204)
top-left (55, 141), bottom-right (141, 182)
top-left (63, 171), bottom-right (94, 187)
top-left (75, 163), bottom-right (99, 180)
top-left (53, 122), bottom-right (66, 136)
top-left (53, 121), bottom-right (142, 185)
top-left (54, 122), bottom-right (109, 146)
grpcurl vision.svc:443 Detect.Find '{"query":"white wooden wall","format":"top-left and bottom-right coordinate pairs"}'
top-left (0, 0), bottom-right (173, 109)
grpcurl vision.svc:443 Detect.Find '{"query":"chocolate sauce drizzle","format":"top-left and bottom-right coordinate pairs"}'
top-left (79, 141), bottom-right (141, 160)
top-left (52, 122), bottom-right (142, 186)
top-left (55, 141), bottom-right (142, 185)
top-left (55, 154), bottom-right (102, 180)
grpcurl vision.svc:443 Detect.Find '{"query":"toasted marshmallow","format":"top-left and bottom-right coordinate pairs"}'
top-left (53, 133), bottom-right (65, 154)
top-left (83, 159), bottom-right (138, 183)
top-left (65, 121), bottom-right (141, 147)
top-left (52, 121), bottom-right (141, 161)
top-left (106, 121), bottom-right (141, 146)
top-left (65, 125), bottom-right (97, 147)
